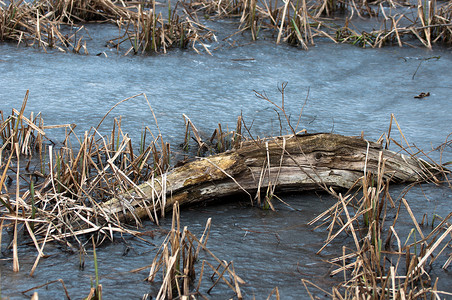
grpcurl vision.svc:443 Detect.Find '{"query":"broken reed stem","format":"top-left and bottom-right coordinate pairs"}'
top-left (21, 279), bottom-right (71, 298)
top-left (13, 142), bottom-right (20, 272)
top-left (92, 235), bottom-right (102, 300)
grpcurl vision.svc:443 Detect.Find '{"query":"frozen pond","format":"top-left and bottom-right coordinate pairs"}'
top-left (1, 21), bottom-right (452, 299)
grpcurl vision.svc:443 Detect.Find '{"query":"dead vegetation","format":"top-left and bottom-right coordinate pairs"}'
top-left (188, 0), bottom-right (452, 49)
top-left (1, 0), bottom-right (451, 54)
top-left (0, 91), bottom-right (250, 274)
top-left (131, 202), bottom-right (244, 299)
top-left (303, 118), bottom-right (452, 299)
top-left (0, 92), bottom-right (173, 275)
top-left (1, 92), bottom-right (451, 299)
top-left (0, 92), bottom-right (247, 298)
top-left (0, 0), bottom-right (213, 54)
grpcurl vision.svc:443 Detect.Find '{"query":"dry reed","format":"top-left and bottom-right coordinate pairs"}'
top-left (106, 1), bottom-right (215, 54)
top-left (304, 122), bottom-right (452, 299)
top-left (0, 0), bottom-right (213, 53)
top-left (191, 0), bottom-right (452, 49)
top-left (0, 93), bottom-right (172, 275)
top-left (129, 202), bottom-right (244, 299)
top-left (2, 0), bottom-right (452, 53)
top-left (182, 113), bottom-right (243, 156)
top-left (0, 0), bottom-right (93, 52)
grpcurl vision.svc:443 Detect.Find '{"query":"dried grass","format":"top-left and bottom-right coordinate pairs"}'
top-left (0, 0), bottom-right (93, 52)
top-left (130, 202), bottom-right (244, 299)
top-left (2, 0), bottom-right (452, 53)
top-left (0, 0), bottom-right (213, 53)
top-left (0, 93), bottom-right (172, 275)
top-left (191, 0), bottom-right (452, 49)
top-left (107, 1), bottom-right (215, 54)
top-left (182, 114), bottom-right (243, 156)
top-left (305, 123), bottom-right (452, 299)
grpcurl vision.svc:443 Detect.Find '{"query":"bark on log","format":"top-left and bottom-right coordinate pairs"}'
top-left (101, 133), bottom-right (435, 222)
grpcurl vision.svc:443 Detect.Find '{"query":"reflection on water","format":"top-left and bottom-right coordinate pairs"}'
top-left (1, 23), bottom-right (452, 299)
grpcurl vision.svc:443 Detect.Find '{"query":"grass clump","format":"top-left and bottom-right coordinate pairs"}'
top-left (132, 202), bottom-right (244, 299)
top-left (0, 93), bottom-right (173, 277)
top-left (0, 0), bottom-right (213, 54)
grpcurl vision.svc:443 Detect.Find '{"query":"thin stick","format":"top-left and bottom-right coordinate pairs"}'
top-left (276, 0), bottom-right (289, 44)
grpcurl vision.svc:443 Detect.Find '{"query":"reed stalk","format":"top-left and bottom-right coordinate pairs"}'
top-left (2, 0), bottom-right (452, 52)
top-left (91, 236), bottom-right (102, 300)
top-left (306, 124), bottom-right (452, 298)
top-left (0, 93), bottom-right (183, 272)
top-left (142, 202), bottom-right (244, 299)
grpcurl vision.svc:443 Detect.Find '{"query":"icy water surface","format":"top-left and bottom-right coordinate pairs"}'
top-left (1, 23), bottom-right (452, 299)
top-left (1, 29), bottom-right (451, 152)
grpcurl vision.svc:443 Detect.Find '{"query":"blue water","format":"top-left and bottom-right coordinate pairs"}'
top-left (2, 32), bottom-right (451, 155)
top-left (1, 20), bottom-right (452, 299)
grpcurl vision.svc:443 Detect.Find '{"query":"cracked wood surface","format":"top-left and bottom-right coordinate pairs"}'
top-left (101, 133), bottom-right (433, 222)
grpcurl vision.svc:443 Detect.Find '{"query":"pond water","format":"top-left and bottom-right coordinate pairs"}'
top-left (1, 19), bottom-right (452, 299)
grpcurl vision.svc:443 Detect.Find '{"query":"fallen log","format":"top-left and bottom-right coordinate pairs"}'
top-left (101, 133), bottom-right (436, 222)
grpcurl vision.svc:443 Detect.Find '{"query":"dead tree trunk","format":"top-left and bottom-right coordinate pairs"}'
top-left (101, 133), bottom-right (435, 222)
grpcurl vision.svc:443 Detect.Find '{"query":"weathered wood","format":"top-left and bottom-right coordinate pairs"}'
top-left (101, 133), bottom-right (434, 221)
